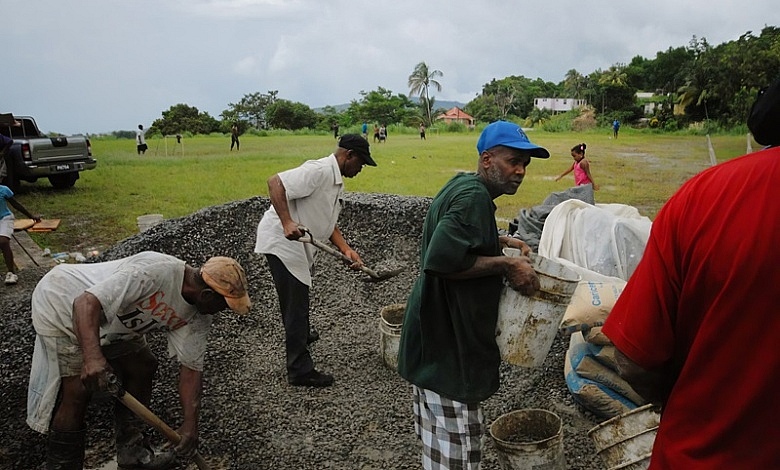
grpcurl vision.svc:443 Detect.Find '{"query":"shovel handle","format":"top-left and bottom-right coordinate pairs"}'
top-left (300, 230), bottom-right (381, 278)
top-left (107, 375), bottom-right (211, 470)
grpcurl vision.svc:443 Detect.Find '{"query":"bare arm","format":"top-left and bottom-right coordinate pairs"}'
top-left (555, 163), bottom-right (575, 181)
top-left (329, 226), bottom-right (364, 269)
top-left (7, 197), bottom-right (41, 221)
top-left (439, 254), bottom-right (540, 296)
top-left (267, 174), bottom-right (303, 240)
top-left (72, 292), bottom-right (110, 389)
top-left (175, 365), bottom-right (202, 458)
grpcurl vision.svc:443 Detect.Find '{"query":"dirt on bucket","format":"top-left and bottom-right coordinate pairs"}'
top-left (489, 409), bottom-right (566, 470)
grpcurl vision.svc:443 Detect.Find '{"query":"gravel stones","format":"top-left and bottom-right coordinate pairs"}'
top-left (0, 193), bottom-right (603, 469)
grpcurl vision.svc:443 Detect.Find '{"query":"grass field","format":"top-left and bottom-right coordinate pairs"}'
top-left (11, 129), bottom-right (756, 254)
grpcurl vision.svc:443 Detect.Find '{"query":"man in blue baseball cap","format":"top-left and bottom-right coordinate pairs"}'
top-left (398, 120), bottom-right (547, 469)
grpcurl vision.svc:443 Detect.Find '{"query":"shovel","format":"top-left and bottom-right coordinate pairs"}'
top-left (105, 374), bottom-right (211, 470)
top-left (298, 227), bottom-right (403, 283)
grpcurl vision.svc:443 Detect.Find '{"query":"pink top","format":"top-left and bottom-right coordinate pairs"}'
top-left (573, 160), bottom-right (591, 186)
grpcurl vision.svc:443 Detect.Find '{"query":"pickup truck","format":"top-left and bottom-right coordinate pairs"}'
top-left (0, 114), bottom-right (97, 190)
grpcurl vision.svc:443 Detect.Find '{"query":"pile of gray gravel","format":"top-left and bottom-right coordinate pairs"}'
top-left (0, 193), bottom-right (604, 469)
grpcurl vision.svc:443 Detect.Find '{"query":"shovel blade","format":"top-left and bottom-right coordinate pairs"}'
top-left (360, 267), bottom-right (405, 283)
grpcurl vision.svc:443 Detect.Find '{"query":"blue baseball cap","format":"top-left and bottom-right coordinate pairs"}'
top-left (476, 121), bottom-right (549, 159)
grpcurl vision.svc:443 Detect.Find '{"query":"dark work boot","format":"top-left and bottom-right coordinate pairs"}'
top-left (46, 429), bottom-right (86, 470)
top-left (116, 432), bottom-right (176, 470)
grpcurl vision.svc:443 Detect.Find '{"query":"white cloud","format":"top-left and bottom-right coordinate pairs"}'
top-left (2, 0), bottom-right (775, 134)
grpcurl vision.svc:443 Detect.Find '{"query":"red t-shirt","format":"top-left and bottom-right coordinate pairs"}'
top-left (603, 146), bottom-right (780, 469)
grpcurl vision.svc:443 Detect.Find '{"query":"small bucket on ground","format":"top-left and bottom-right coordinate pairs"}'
top-left (588, 404), bottom-right (661, 470)
top-left (379, 303), bottom-right (405, 371)
top-left (496, 250), bottom-right (581, 367)
top-left (489, 408), bottom-right (566, 470)
top-left (137, 214), bottom-right (163, 232)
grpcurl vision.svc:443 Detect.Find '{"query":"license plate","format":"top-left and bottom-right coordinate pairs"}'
top-left (55, 164), bottom-right (69, 171)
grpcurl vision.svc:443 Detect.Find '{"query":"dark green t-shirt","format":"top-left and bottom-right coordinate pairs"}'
top-left (397, 172), bottom-right (503, 403)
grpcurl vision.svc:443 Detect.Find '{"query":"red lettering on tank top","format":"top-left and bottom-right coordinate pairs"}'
top-left (138, 291), bottom-right (188, 330)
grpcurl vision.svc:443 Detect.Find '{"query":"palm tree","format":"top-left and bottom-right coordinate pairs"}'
top-left (408, 62), bottom-right (443, 127)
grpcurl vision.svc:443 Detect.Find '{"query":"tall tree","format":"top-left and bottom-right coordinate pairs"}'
top-left (563, 69), bottom-right (587, 98)
top-left (408, 62), bottom-right (443, 127)
top-left (266, 99), bottom-right (319, 130)
top-left (152, 103), bottom-right (220, 135)
top-left (222, 91), bottom-right (278, 130)
top-left (347, 87), bottom-right (418, 126)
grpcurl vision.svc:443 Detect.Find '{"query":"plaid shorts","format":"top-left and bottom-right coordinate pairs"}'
top-left (413, 385), bottom-right (485, 470)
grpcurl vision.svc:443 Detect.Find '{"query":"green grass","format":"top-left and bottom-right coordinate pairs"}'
top-left (11, 130), bottom-right (756, 254)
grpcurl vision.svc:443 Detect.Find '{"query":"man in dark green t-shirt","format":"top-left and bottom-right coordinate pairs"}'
top-left (398, 120), bottom-right (548, 469)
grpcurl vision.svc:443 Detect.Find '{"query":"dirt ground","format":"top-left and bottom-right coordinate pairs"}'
top-left (0, 194), bottom-right (606, 469)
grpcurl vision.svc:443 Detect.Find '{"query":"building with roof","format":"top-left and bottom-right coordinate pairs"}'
top-left (533, 97), bottom-right (588, 113)
top-left (437, 107), bottom-right (475, 126)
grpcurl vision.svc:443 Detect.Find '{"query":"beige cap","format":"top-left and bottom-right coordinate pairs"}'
top-left (200, 256), bottom-right (251, 314)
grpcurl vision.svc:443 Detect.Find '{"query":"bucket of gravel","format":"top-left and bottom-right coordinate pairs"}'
top-left (496, 249), bottom-right (580, 367)
top-left (137, 214), bottom-right (163, 232)
top-left (588, 404), bottom-right (660, 470)
top-left (489, 408), bottom-right (566, 470)
top-left (379, 303), bottom-right (405, 371)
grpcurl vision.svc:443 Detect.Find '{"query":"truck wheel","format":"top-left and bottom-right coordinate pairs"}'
top-left (48, 172), bottom-right (79, 189)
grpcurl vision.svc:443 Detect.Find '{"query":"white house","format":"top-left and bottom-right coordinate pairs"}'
top-left (533, 98), bottom-right (587, 113)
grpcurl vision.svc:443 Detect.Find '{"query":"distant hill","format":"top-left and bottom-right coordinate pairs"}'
top-left (315, 97), bottom-right (467, 114)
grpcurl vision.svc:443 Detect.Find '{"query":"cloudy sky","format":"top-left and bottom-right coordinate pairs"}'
top-left (3, 0), bottom-right (776, 135)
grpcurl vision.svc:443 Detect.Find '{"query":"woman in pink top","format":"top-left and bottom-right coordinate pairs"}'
top-left (555, 142), bottom-right (599, 190)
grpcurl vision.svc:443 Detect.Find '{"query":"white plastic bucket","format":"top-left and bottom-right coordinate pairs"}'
top-left (588, 404), bottom-right (661, 469)
top-left (489, 409), bottom-right (566, 470)
top-left (495, 250), bottom-right (581, 367)
top-left (378, 303), bottom-right (405, 371)
top-left (137, 214), bottom-right (163, 232)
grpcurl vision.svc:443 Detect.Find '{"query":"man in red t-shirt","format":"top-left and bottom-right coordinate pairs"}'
top-left (603, 79), bottom-right (780, 469)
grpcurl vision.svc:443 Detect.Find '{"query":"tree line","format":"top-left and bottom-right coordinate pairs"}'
top-left (126, 26), bottom-right (778, 137)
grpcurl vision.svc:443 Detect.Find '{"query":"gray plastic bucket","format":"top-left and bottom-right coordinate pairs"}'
top-left (496, 251), bottom-right (581, 367)
top-left (588, 404), bottom-right (661, 469)
top-left (489, 409), bottom-right (566, 470)
top-left (379, 303), bottom-right (405, 371)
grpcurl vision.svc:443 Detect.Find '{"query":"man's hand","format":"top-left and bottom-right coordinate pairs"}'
top-left (80, 357), bottom-right (112, 392)
top-left (504, 256), bottom-right (540, 296)
top-left (500, 235), bottom-right (531, 256)
top-left (174, 424), bottom-right (199, 460)
top-left (341, 248), bottom-right (364, 270)
top-left (282, 220), bottom-right (304, 240)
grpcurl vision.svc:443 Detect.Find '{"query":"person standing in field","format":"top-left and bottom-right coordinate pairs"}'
top-left (397, 121), bottom-right (544, 468)
top-left (612, 119), bottom-right (621, 139)
top-left (419, 123), bottom-right (426, 140)
top-left (602, 78), bottom-right (780, 469)
top-left (231, 122), bottom-right (240, 152)
top-left (136, 124), bottom-right (149, 155)
top-left (555, 143), bottom-right (599, 190)
top-left (0, 143), bottom-right (41, 285)
top-left (373, 124), bottom-right (380, 143)
top-left (362, 121), bottom-right (368, 140)
top-left (254, 134), bottom-right (376, 387)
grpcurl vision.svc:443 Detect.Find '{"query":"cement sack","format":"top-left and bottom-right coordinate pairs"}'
top-left (564, 332), bottom-right (643, 419)
top-left (538, 199), bottom-right (652, 281)
top-left (560, 280), bottom-right (626, 345)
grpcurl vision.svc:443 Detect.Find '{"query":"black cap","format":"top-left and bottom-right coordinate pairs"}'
top-left (338, 134), bottom-right (376, 166)
top-left (748, 78), bottom-right (780, 146)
